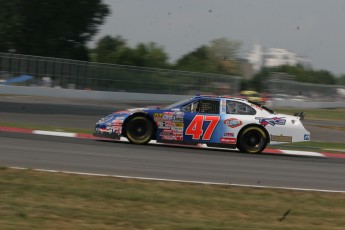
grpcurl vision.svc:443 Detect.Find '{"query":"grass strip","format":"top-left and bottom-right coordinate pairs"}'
top-left (274, 108), bottom-right (345, 122)
top-left (1, 167), bottom-right (345, 230)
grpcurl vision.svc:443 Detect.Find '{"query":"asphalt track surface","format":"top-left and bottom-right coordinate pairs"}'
top-left (0, 96), bottom-right (344, 191)
top-left (1, 131), bottom-right (345, 191)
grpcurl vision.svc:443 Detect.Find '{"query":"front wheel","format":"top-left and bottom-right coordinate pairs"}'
top-left (237, 126), bottom-right (268, 154)
top-left (126, 116), bottom-right (153, 144)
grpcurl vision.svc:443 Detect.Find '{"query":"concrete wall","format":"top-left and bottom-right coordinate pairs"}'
top-left (0, 85), bottom-right (189, 102)
top-left (1, 85), bottom-right (344, 108)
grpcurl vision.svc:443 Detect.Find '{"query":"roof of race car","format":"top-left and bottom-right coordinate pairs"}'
top-left (188, 95), bottom-right (275, 114)
top-left (162, 95), bottom-right (252, 110)
top-left (192, 95), bottom-right (248, 102)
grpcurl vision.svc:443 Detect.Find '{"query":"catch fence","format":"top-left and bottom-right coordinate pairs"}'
top-left (268, 73), bottom-right (345, 101)
top-left (0, 52), bottom-right (240, 95)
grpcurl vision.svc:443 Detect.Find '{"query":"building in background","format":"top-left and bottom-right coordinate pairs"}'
top-left (246, 44), bottom-right (312, 76)
top-left (247, 44), bottom-right (264, 72)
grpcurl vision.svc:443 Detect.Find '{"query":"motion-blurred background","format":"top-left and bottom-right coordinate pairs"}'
top-left (0, 0), bottom-right (344, 107)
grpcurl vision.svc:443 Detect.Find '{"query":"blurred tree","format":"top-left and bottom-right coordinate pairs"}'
top-left (174, 46), bottom-right (217, 73)
top-left (174, 38), bottom-right (241, 75)
top-left (249, 67), bottom-right (271, 92)
top-left (132, 42), bottom-right (169, 68)
top-left (91, 35), bottom-right (128, 63)
top-left (208, 37), bottom-right (241, 75)
top-left (337, 74), bottom-right (345, 85)
top-left (91, 36), bottom-right (170, 68)
top-left (336, 74), bottom-right (345, 85)
top-left (208, 38), bottom-right (241, 61)
top-left (275, 65), bottom-right (336, 84)
top-left (0, 0), bottom-right (109, 60)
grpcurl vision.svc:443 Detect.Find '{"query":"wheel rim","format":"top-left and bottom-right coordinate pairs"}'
top-left (241, 128), bottom-right (266, 152)
top-left (127, 117), bottom-right (153, 144)
top-left (246, 132), bottom-right (261, 147)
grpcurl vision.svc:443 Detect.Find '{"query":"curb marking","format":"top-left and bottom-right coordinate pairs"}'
top-left (1, 126), bottom-right (344, 158)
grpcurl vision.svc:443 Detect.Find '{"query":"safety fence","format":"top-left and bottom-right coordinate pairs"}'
top-left (0, 52), bottom-right (240, 95)
top-left (268, 74), bottom-right (345, 102)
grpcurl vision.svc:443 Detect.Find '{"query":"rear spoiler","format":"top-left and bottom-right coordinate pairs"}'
top-left (294, 112), bottom-right (305, 121)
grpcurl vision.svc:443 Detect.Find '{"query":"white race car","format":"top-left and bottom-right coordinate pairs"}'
top-left (94, 95), bottom-right (310, 154)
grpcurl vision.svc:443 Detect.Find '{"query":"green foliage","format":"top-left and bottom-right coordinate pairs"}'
top-left (208, 38), bottom-right (241, 61)
top-left (132, 42), bottom-right (169, 68)
top-left (174, 38), bottom-right (241, 75)
top-left (92, 36), bottom-right (241, 75)
top-left (90, 36), bottom-right (177, 92)
top-left (273, 65), bottom-right (336, 84)
top-left (90, 36), bottom-right (241, 94)
top-left (91, 35), bottom-right (169, 68)
top-left (91, 35), bottom-right (127, 63)
top-left (174, 46), bottom-right (217, 73)
top-left (208, 37), bottom-right (241, 75)
top-left (248, 68), bottom-right (271, 92)
top-left (337, 75), bottom-right (345, 85)
top-left (0, 0), bottom-right (110, 60)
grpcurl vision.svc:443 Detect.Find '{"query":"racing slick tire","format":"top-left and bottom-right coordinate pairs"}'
top-left (237, 126), bottom-right (268, 154)
top-left (126, 116), bottom-right (154, 144)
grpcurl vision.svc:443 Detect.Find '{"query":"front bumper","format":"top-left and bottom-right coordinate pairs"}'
top-left (93, 125), bottom-right (122, 139)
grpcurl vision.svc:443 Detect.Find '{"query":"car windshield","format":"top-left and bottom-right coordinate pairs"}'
top-left (162, 98), bottom-right (193, 110)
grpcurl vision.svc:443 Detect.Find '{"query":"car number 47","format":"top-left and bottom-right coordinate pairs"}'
top-left (185, 115), bottom-right (220, 140)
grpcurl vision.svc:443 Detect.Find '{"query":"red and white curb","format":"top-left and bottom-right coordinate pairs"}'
top-left (1, 126), bottom-right (344, 159)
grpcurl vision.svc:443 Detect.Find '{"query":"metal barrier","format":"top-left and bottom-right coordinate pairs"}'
top-left (0, 52), bottom-right (240, 95)
top-left (268, 74), bottom-right (345, 102)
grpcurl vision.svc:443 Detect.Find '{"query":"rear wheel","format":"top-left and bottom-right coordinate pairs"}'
top-left (126, 116), bottom-right (153, 144)
top-left (237, 126), bottom-right (268, 154)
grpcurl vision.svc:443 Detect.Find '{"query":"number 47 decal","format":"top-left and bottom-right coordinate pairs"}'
top-left (185, 115), bottom-right (220, 140)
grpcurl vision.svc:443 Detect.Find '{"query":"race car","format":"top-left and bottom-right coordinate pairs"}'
top-left (93, 95), bottom-right (310, 154)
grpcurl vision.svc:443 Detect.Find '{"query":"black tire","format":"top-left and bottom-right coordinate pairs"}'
top-left (125, 116), bottom-right (153, 144)
top-left (237, 126), bottom-right (268, 154)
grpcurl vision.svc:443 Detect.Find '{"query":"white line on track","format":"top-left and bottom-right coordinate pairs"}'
top-left (9, 166), bottom-right (345, 194)
top-left (33, 130), bottom-right (77, 137)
